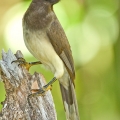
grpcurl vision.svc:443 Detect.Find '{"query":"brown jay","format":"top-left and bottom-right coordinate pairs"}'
top-left (22, 0), bottom-right (80, 119)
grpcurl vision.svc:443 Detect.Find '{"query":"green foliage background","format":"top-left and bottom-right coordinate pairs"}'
top-left (0, 0), bottom-right (119, 120)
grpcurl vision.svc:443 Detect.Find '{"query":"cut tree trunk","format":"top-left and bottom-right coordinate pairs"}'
top-left (0, 50), bottom-right (57, 120)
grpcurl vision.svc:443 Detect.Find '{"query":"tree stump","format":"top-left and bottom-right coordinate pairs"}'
top-left (0, 50), bottom-right (57, 120)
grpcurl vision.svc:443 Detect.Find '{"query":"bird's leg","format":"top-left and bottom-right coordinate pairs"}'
top-left (28, 77), bottom-right (57, 107)
top-left (31, 77), bottom-right (57, 94)
top-left (11, 57), bottom-right (42, 71)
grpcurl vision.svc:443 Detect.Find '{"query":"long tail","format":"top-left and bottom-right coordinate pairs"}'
top-left (59, 78), bottom-right (80, 120)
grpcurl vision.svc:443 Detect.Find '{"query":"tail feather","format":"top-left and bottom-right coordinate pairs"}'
top-left (59, 78), bottom-right (80, 120)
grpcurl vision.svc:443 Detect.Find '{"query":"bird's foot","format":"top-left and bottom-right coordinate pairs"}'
top-left (30, 84), bottom-right (52, 96)
top-left (27, 84), bottom-right (52, 108)
top-left (30, 77), bottom-right (57, 96)
top-left (27, 77), bottom-right (57, 107)
top-left (11, 57), bottom-right (41, 71)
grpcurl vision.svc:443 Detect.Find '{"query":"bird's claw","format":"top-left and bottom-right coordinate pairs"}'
top-left (27, 77), bottom-right (56, 108)
top-left (12, 57), bottom-right (42, 71)
top-left (31, 84), bottom-right (52, 96)
top-left (27, 85), bottom-right (52, 107)
top-left (11, 57), bottom-right (31, 71)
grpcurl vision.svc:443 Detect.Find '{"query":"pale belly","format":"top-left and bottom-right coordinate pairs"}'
top-left (23, 30), bottom-right (64, 79)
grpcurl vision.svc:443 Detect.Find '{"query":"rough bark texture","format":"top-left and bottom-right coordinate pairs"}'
top-left (0, 50), bottom-right (57, 120)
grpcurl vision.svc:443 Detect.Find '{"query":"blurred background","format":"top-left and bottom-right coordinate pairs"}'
top-left (0, 0), bottom-right (119, 119)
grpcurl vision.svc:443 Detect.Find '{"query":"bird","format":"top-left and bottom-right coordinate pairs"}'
top-left (22, 0), bottom-right (80, 119)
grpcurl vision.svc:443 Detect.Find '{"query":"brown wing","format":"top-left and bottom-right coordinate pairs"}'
top-left (47, 16), bottom-right (75, 81)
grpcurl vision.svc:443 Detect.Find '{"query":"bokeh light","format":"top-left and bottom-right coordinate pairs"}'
top-left (3, 2), bottom-right (30, 55)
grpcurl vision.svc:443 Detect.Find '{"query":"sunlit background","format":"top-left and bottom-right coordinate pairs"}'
top-left (0, 0), bottom-right (119, 120)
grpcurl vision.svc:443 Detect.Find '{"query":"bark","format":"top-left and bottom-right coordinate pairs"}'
top-left (0, 50), bottom-right (57, 120)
